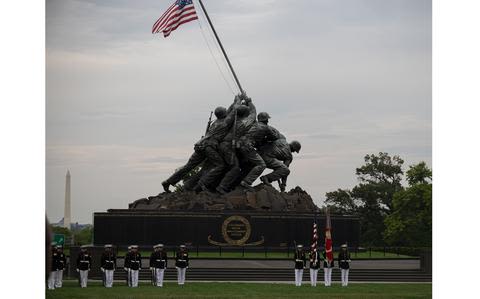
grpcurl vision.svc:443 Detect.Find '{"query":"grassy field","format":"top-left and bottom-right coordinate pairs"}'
top-left (46, 281), bottom-right (431, 299)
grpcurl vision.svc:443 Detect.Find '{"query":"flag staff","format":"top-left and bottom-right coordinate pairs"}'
top-left (197, 0), bottom-right (245, 94)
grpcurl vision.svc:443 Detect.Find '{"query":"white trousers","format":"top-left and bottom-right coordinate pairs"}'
top-left (104, 270), bottom-right (114, 287)
top-left (130, 270), bottom-right (139, 287)
top-left (176, 267), bottom-right (186, 285)
top-left (341, 269), bottom-right (349, 286)
top-left (79, 270), bottom-right (89, 288)
top-left (294, 269), bottom-right (303, 286)
top-left (53, 270), bottom-right (63, 288)
top-left (155, 269), bottom-right (165, 287)
top-left (323, 267), bottom-right (332, 286)
top-left (309, 269), bottom-right (318, 286)
top-left (47, 272), bottom-right (55, 290)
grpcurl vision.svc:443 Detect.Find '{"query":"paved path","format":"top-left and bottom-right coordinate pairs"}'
top-left (114, 258), bottom-right (420, 270)
top-left (188, 259), bottom-right (420, 269)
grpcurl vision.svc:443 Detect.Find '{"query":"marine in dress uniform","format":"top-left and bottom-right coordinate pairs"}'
top-left (76, 245), bottom-right (91, 288)
top-left (53, 245), bottom-right (67, 288)
top-left (175, 245), bottom-right (189, 285)
top-left (293, 245), bottom-right (306, 286)
top-left (322, 248), bottom-right (334, 287)
top-left (47, 244), bottom-right (56, 290)
top-left (309, 248), bottom-right (321, 287)
top-left (48, 243), bottom-right (66, 290)
top-left (124, 246), bottom-right (132, 286)
top-left (338, 244), bottom-right (351, 287)
top-left (125, 245), bottom-right (141, 287)
top-left (100, 244), bottom-right (116, 288)
top-left (150, 244), bottom-right (168, 287)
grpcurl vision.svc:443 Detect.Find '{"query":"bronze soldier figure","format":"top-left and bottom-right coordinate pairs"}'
top-left (161, 96), bottom-right (241, 193)
top-left (216, 95), bottom-right (257, 194)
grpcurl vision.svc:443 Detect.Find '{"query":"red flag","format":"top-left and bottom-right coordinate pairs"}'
top-left (325, 208), bottom-right (333, 262)
top-left (152, 0), bottom-right (198, 38)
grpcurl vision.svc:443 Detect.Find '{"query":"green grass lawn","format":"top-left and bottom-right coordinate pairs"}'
top-left (46, 281), bottom-right (431, 299)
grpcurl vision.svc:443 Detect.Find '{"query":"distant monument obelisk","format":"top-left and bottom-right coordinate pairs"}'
top-left (63, 170), bottom-right (71, 229)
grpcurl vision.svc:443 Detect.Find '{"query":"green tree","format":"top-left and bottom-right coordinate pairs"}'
top-left (355, 152), bottom-right (404, 211)
top-left (405, 161), bottom-right (432, 185)
top-left (384, 162), bottom-right (432, 247)
top-left (51, 226), bottom-right (72, 238)
top-left (325, 189), bottom-right (356, 214)
top-left (324, 152), bottom-right (405, 246)
top-left (73, 227), bottom-right (93, 245)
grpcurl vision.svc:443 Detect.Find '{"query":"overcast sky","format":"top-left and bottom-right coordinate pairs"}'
top-left (46, 0), bottom-right (431, 224)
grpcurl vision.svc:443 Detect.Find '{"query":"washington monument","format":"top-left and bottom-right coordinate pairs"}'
top-left (63, 170), bottom-right (71, 229)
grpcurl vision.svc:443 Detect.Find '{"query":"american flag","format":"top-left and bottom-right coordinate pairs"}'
top-left (152, 0), bottom-right (198, 38)
top-left (310, 220), bottom-right (318, 264)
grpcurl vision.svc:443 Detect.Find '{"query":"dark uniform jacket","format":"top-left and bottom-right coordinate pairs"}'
top-left (195, 103), bottom-right (238, 151)
top-left (76, 252), bottom-right (92, 271)
top-left (101, 252), bottom-right (116, 270)
top-left (309, 251), bottom-right (321, 270)
top-left (150, 251), bottom-right (168, 269)
top-left (223, 102), bottom-right (256, 142)
top-left (125, 252), bottom-right (142, 271)
top-left (322, 250), bottom-right (334, 268)
top-left (294, 251), bottom-right (306, 269)
top-left (52, 251), bottom-right (67, 271)
top-left (245, 122), bottom-right (279, 148)
top-left (260, 135), bottom-right (292, 164)
top-left (175, 251), bottom-right (189, 268)
top-left (338, 251), bottom-right (351, 269)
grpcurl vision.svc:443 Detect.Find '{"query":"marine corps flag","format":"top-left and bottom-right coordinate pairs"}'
top-left (325, 207), bottom-right (334, 262)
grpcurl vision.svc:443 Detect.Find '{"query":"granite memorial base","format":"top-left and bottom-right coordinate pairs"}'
top-left (93, 210), bottom-right (360, 248)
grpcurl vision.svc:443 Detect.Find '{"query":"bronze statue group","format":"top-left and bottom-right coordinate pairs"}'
top-left (161, 93), bottom-right (301, 194)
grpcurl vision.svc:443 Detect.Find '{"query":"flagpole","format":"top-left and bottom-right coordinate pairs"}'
top-left (197, 0), bottom-right (245, 94)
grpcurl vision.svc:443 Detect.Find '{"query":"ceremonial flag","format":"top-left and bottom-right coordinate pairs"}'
top-left (325, 208), bottom-right (334, 262)
top-left (152, 0), bottom-right (198, 37)
top-left (310, 220), bottom-right (318, 264)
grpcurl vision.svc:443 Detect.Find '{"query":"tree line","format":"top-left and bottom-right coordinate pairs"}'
top-left (324, 152), bottom-right (432, 247)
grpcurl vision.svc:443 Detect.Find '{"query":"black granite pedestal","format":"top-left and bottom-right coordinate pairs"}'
top-left (93, 210), bottom-right (360, 247)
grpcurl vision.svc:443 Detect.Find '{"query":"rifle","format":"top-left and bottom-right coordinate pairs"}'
top-left (151, 268), bottom-right (155, 286)
top-left (205, 111), bottom-right (213, 135)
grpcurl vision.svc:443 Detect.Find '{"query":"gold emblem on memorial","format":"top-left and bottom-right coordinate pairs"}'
top-left (208, 215), bottom-right (264, 246)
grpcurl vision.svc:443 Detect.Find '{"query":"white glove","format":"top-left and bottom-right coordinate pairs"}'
top-left (150, 267), bottom-right (153, 270)
top-left (101, 268), bottom-right (105, 272)
top-left (76, 269), bottom-right (79, 272)
top-left (124, 268), bottom-right (128, 271)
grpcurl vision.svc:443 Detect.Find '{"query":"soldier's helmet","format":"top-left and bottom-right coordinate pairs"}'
top-left (214, 106), bottom-right (227, 119)
top-left (257, 112), bottom-right (271, 123)
top-left (290, 140), bottom-right (301, 153)
top-left (236, 105), bottom-right (250, 117)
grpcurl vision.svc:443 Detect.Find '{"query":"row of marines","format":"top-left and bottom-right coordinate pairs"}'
top-left (47, 243), bottom-right (188, 290)
top-left (48, 243), bottom-right (351, 289)
top-left (294, 244), bottom-right (352, 287)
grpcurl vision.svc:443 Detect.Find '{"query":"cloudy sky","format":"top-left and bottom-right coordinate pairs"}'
top-left (46, 0), bottom-right (431, 224)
